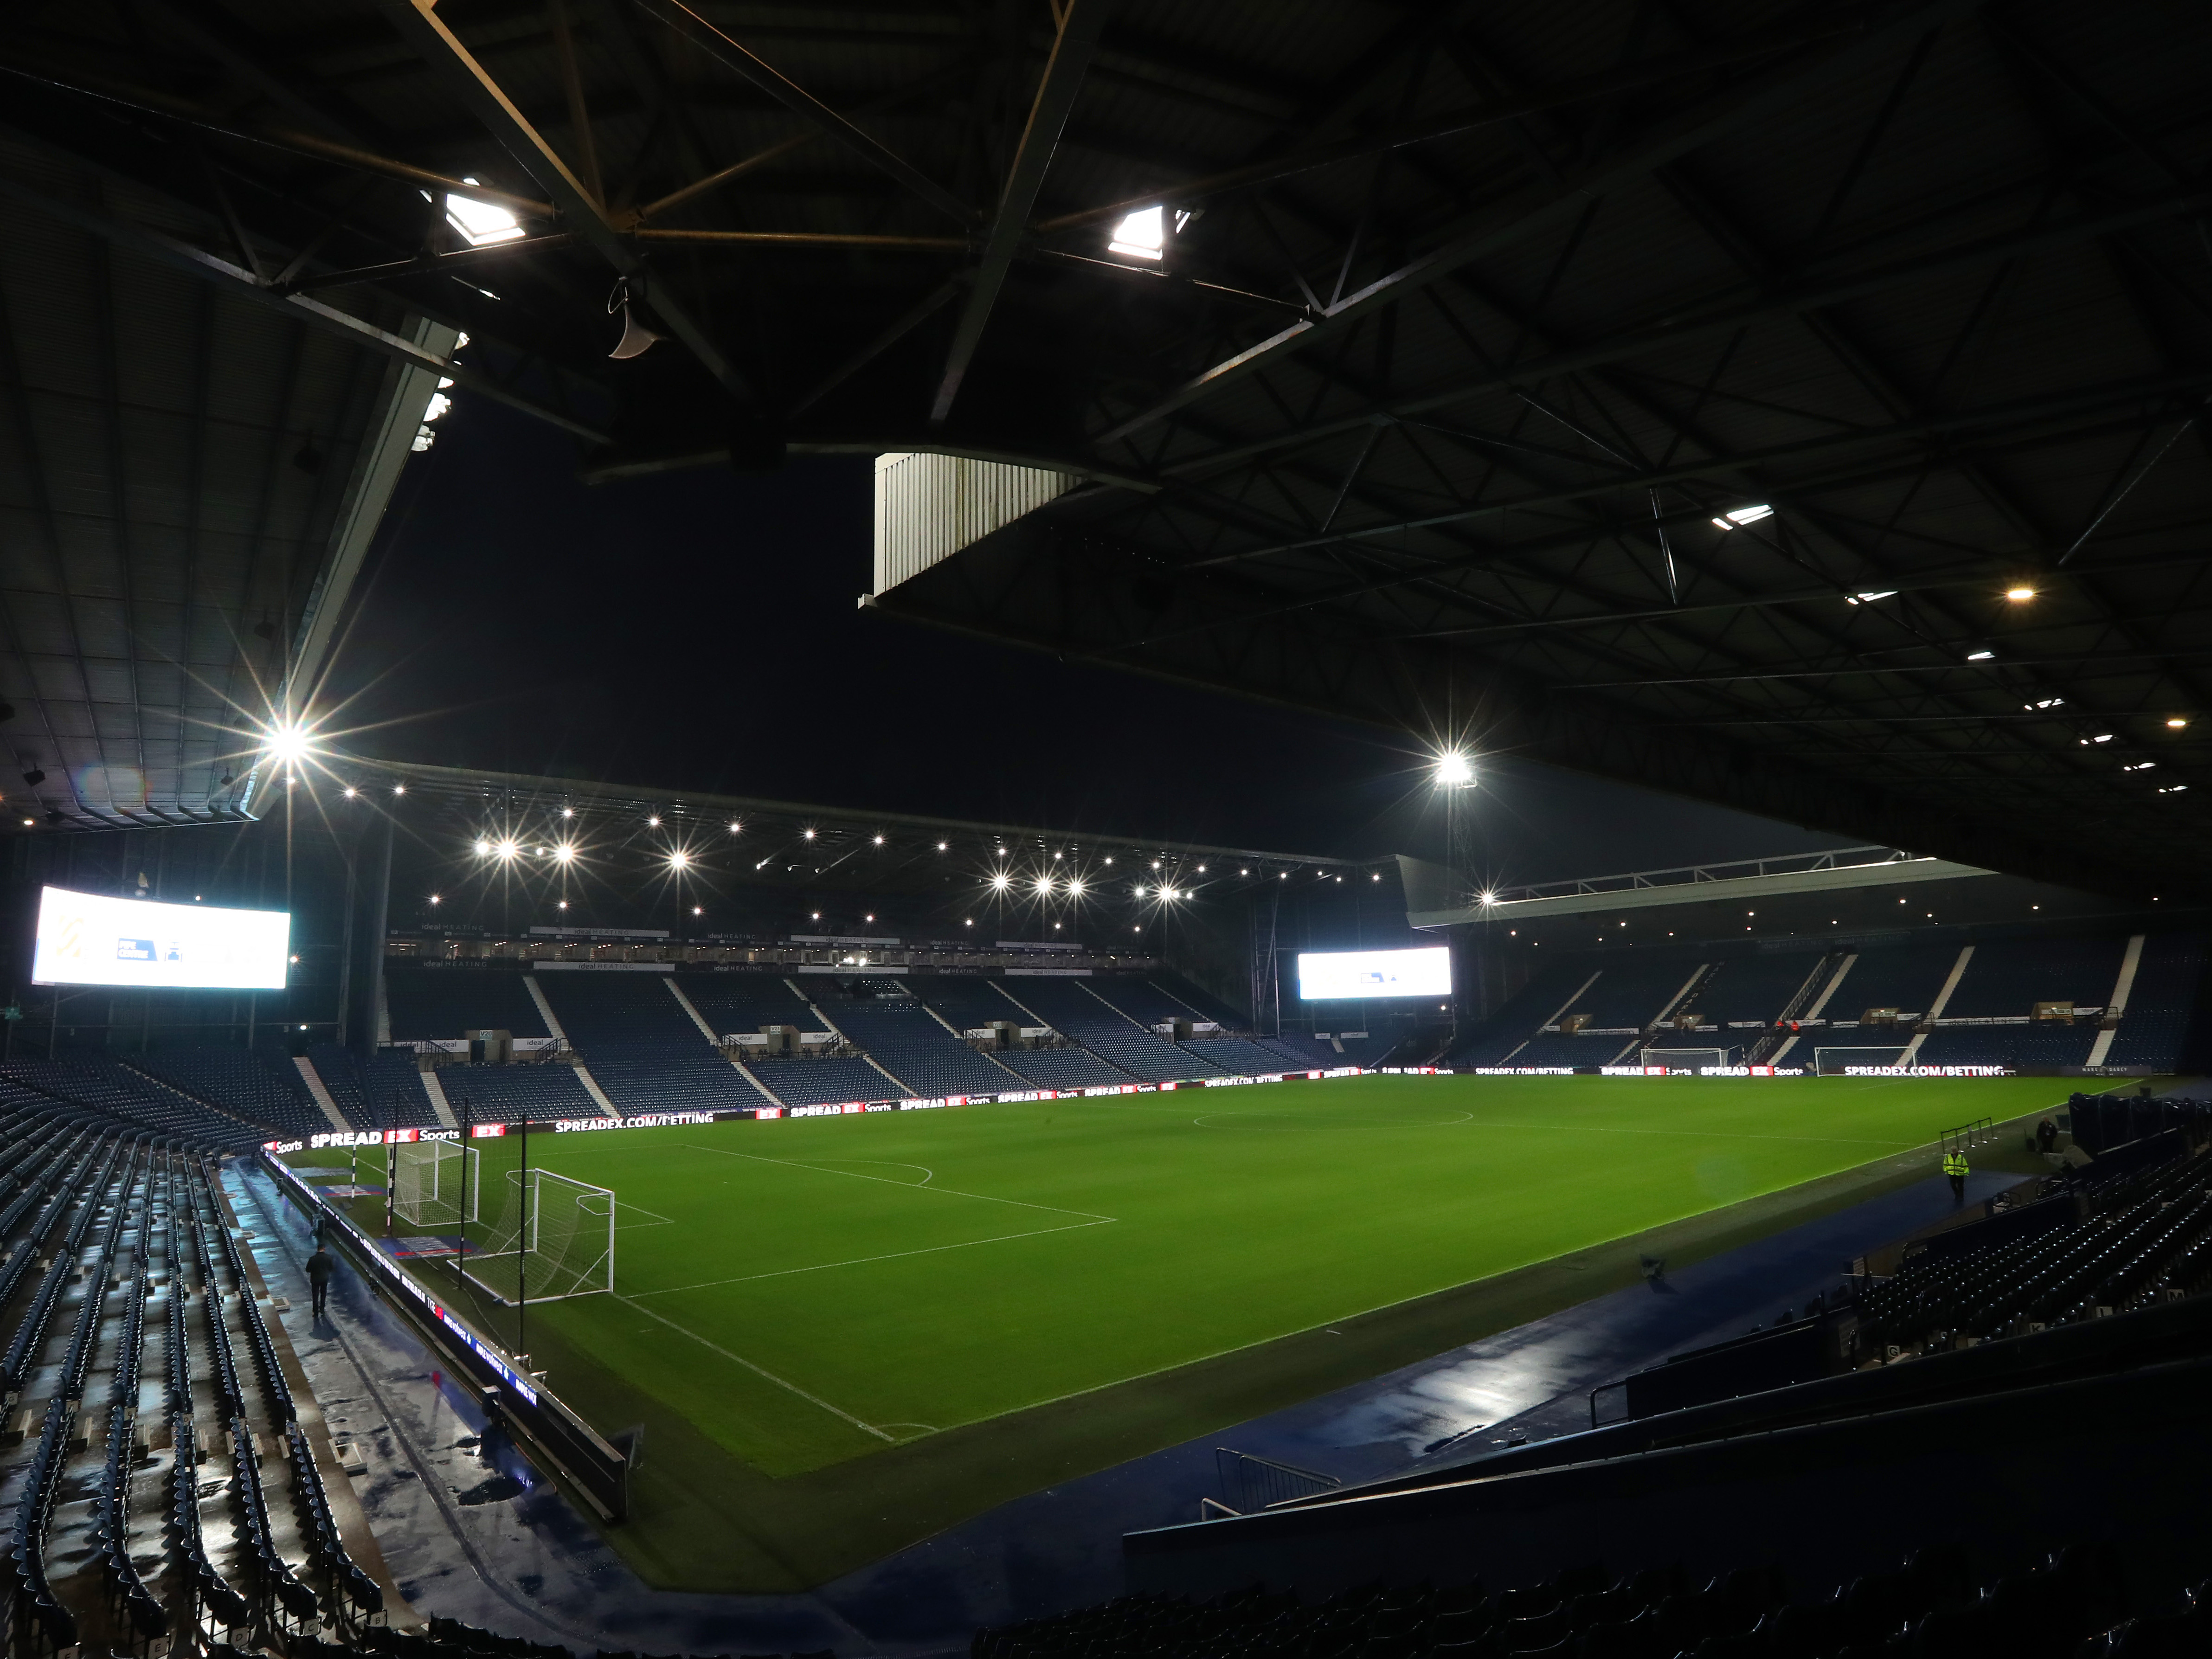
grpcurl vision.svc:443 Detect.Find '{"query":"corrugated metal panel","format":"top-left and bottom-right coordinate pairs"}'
top-left (872, 452), bottom-right (1075, 595)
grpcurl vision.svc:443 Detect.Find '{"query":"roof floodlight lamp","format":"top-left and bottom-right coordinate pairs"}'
top-left (2006, 586), bottom-right (2036, 601)
top-left (1434, 751), bottom-right (1475, 787)
top-left (474, 839), bottom-right (491, 855)
top-left (804, 829), bottom-right (816, 839)
top-left (1035, 876), bottom-right (1052, 892)
top-left (1068, 879), bottom-right (1085, 895)
top-left (561, 807), bottom-right (574, 818)
top-left (444, 192), bottom-right (523, 247)
top-left (262, 723), bottom-right (314, 765)
top-left (1481, 891), bottom-right (1497, 903)
top-left (1134, 885), bottom-right (1147, 896)
top-left (669, 849), bottom-right (689, 869)
top-left (1710, 503), bottom-right (1774, 529)
top-left (553, 844), bottom-right (575, 863)
top-left (495, 839), bottom-right (518, 859)
top-left (1108, 205), bottom-right (1167, 261)
top-left (991, 874), bottom-right (1011, 890)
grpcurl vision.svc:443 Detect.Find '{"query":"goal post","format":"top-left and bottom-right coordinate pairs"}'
top-left (460, 1168), bottom-right (616, 1304)
top-left (392, 1140), bottom-right (478, 1228)
top-left (1814, 1044), bottom-right (1913, 1076)
top-left (1638, 1046), bottom-right (1730, 1072)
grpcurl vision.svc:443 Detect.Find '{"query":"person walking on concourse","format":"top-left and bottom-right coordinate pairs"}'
top-left (307, 1243), bottom-right (337, 1319)
top-left (1943, 1148), bottom-right (1968, 1202)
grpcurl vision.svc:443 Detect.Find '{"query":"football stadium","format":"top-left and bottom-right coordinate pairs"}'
top-left (3, 0), bottom-right (2212, 1655)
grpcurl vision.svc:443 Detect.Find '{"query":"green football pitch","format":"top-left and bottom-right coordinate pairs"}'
top-left (294, 1071), bottom-right (2092, 1588)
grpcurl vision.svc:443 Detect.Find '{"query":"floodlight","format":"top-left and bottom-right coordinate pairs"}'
top-left (991, 873), bottom-right (1011, 890)
top-left (1108, 205), bottom-right (1167, 261)
top-left (562, 807), bottom-right (574, 818)
top-left (553, 844), bottom-right (575, 863)
top-left (475, 839), bottom-right (491, 855)
top-left (1844, 591), bottom-right (1897, 604)
top-left (1035, 876), bottom-right (1053, 892)
top-left (693, 906), bottom-right (703, 915)
top-left (2168, 717), bottom-right (2189, 729)
top-left (648, 815), bottom-right (661, 827)
top-left (937, 841), bottom-right (948, 850)
top-left (558, 900), bottom-right (567, 909)
top-left (1966, 649), bottom-right (1995, 661)
top-left (1434, 751), bottom-right (1475, 787)
top-left (2005, 586), bottom-right (2035, 601)
top-left (1481, 891), bottom-right (1497, 904)
top-left (393, 785), bottom-right (405, 795)
top-left (1196, 864), bottom-right (1206, 873)
top-left (1068, 880), bottom-right (1085, 895)
top-left (1152, 860), bottom-right (1162, 869)
top-left (804, 829), bottom-right (816, 839)
top-left (495, 839), bottom-right (518, 859)
top-left (729, 822), bottom-right (741, 832)
top-left (874, 835), bottom-right (885, 845)
top-left (866, 913), bottom-right (875, 922)
top-left (1104, 856), bottom-right (1114, 864)
top-left (1239, 868), bottom-right (1248, 875)
top-left (445, 191), bottom-right (523, 247)
top-left (1710, 504), bottom-right (1773, 529)
top-left (2123, 761), bottom-right (2157, 772)
top-left (429, 895), bottom-right (440, 905)
top-left (343, 787), bottom-right (356, 798)
top-left (262, 722), bottom-right (314, 765)
top-left (811, 912), bottom-right (820, 920)
top-left (668, 849), bottom-right (690, 869)
top-left (1135, 885), bottom-right (1147, 897)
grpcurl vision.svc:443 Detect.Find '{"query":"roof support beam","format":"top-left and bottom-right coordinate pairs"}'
top-left (1092, 0), bottom-right (1993, 447)
top-left (1145, 188), bottom-right (2211, 481)
top-left (377, 0), bottom-right (755, 406)
top-left (627, 0), bottom-right (975, 226)
top-left (931, 0), bottom-right (1111, 424)
top-left (0, 169), bottom-right (609, 443)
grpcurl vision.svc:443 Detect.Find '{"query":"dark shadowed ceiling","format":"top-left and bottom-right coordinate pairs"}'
top-left (1, 0), bottom-right (2207, 898)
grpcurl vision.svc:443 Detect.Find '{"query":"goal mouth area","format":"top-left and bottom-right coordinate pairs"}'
top-left (458, 1168), bottom-right (618, 1304)
top-left (1636, 1047), bottom-right (1731, 1074)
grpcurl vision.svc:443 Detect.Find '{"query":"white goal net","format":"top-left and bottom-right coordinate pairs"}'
top-left (1638, 1046), bottom-right (1729, 1072)
top-left (461, 1168), bottom-right (616, 1304)
top-left (1814, 1044), bottom-right (1913, 1075)
top-left (392, 1140), bottom-right (478, 1228)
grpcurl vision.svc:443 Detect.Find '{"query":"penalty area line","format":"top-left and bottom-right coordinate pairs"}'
top-left (611, 1292), bottom-right (895, 1443)
top-left (629, 1217), bottom-right (1118, 1298)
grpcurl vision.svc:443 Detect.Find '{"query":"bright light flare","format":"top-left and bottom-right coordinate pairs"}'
top-left (261, 723), bottom-right (315, 765)
top-left (1434, 751), bottom-right (1475, 788)
top-left (553, 844), bottom-right (576, 864)
top-left (2005, 585), bottom-right (2036, 601)
top-left (668, 849), bottom-right (690, 870)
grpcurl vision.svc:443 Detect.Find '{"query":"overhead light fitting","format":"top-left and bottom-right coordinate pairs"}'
top-left (669, 850), bottom-right (689, 869)
top-left (1844, 590), bottom-right (1897, 604)
top-left (2168, 717), bottom-right (2189, 729)
top-left (2005, 586), bottom-right (2036, 601)
top-left (1107, 205), bottom-right (1169, 261)
top-left (1710, 504), bottom-right (1774, 529)
top-left (1434, 752), bottom-right (1475, 787)
top-left (1966, 649), bottom-right (1995, 661)
top-left (444, 189), bottom-right (523, 247)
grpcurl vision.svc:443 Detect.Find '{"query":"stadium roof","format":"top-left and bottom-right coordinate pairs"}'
top-left (2, 0), bottom-right (2206, 899)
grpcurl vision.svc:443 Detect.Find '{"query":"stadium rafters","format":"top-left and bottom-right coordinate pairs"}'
top-left (0, 0), bottom-right (2206, 897)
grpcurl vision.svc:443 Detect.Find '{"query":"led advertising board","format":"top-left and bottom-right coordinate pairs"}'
top-left (1296, 945), bottom-right (1453, 1001)
top-left (31, 886), bottom-right (291, 990)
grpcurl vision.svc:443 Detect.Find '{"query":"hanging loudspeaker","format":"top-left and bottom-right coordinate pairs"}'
top-left (610, 303), bottom-right (663, 360)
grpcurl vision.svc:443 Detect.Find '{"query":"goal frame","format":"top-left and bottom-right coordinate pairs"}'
top-left (1637, 1046), bottom-right (1730, 1073)
top-left (1814, 1044), bottom-right (1913, 1076)
top-left (392, 1139), bottom-right (479, 1228)
top-left (459, 1167), bottom-right (616, 1305)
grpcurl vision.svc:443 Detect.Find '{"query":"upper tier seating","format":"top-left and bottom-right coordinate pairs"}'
top-left (675, 972), bottom-right (829, 1033)
top-left (2107, 932), bottom-right (2206, 1070)
top-left (138, 1047), bottom-right (330, 1138)
top-left (1826, 945), bottom-right (1961, 1021)
top-left (743, 1055), bottom-right (907, 1107)
top-left (816, 995), bottom-right (1021, 1097)
top-left (307, 1045), bottom-right (435, 1131)
top-left (1678, 952), bottom-right (1831, 1029)
top-left (533, 972), bottom-right (769, 1116)
top-left (383, 967), bottom-right (550, 1041)
top-left (998, 979), bottom-right (1230, 1083)
top-left (0, 1059), bottom-right (263, 1145)
top-left (431, 1062), bottom-right (600, 1123)
top-left (1554, 957), bottom-right (1707, 1031)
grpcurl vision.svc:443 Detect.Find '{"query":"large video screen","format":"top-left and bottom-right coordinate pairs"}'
top-left (32, 887), bottom-right (291, 990)
top-left (1296, 945), bottom-right (1453, 1002)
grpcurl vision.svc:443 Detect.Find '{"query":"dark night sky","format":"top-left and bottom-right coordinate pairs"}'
top-left (319, 396), bottom-right (1854, 886)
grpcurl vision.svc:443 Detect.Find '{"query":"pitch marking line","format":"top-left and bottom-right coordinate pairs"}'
top-left (630, 1218), bottom-right (1116, 1299)
top-left (611, 1292), bottom-right (894, 1442)
top-left (674, 1143), bottom-right (1117, 1222)
top-left (1470, 1120), bottom-right (1917, 1148)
